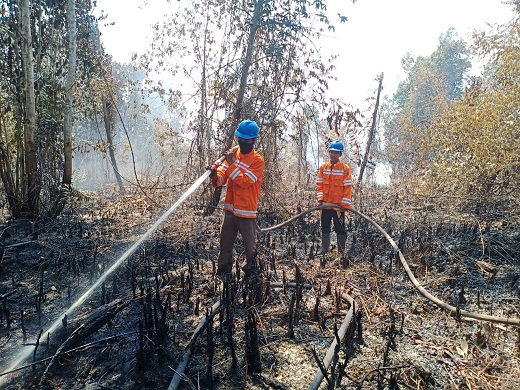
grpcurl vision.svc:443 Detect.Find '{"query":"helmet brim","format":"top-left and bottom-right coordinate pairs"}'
top-left (235, 130), bottom-right (257, 140)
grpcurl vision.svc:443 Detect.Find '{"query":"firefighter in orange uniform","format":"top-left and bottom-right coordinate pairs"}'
top-left (210, 120), bottom-right (264, 278)
top-left (316, 140), bottom-right (352, 255)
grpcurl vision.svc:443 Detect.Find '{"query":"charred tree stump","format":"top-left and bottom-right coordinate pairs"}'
top-left (245, 273), bottom-right (263, 306)
top-left (226, 303), bottom-right (238, 368)
top-left (342, 252), bottom-right (350, 268)
top-left (382, 306), bottom-right (398, 374)
top-left (324, 280), bottom-right (332, 296)
top-left (329, 323), bottom-right (342, 389)
top-left (287, 291), bottom-right (296, 339)
top-left (137, 319), bottom-right (145, 372)
top-left (356, 307), bottom-right (363, 343)
top-left (21, 310), bottom-right (27, 342)
top-left (312, 292), bottom-right (321, 322)
top-left (205, 309), bottom-right (215, 388)
top-left (294, 283), bottom-right (303, 326)
top-left (245, 310), bottom-right (261, 374)
top-left (32, 329), bottom-right (44, 371)
top-left (223, 281), bottom-right (238, 368)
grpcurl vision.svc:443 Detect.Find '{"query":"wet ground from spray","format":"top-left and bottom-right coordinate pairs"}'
top-left (0, 188), bottom-right (519, 389)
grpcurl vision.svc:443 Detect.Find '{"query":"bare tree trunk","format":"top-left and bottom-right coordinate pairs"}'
top-left (198, 9), bottom-right (210, 163)
top-left (0, 113), bottom-right (19, 212)
top-left (20, 0), bottom-right (39, 219)
top-left (224, 0), bottom-right (265, 148)
top-left (102, 96), bottom-right (124, 193)
top-left (358, 73), bottom-right (383, 184)
top-left (206, 0), bottom-right (264, 216)
top-left (297, 124), bottom-right (303, 184)
top-left (89, 26), bottom-right (124, 194)
top-left (63, 0), bottom-right (76, 185)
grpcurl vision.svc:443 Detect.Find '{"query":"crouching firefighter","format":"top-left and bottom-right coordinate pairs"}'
top-left (209, 120), bottom-right (265, 279)
top-left (316, 140), bottom-right (353, 255)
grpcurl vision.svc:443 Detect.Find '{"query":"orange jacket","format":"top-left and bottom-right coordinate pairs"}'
top-left (212, 149), bottom-right (264, 218)
top-left (316, 160), bottom-right (352, 209)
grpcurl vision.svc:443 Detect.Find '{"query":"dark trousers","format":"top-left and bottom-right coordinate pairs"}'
top-left (217, 211), bottom-right (257, 276)
top-left (321, 208), bottom-right (346, 235)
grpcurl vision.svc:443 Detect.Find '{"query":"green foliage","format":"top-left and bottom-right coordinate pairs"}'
top-left (385, 28), bottom-right (472, 174)
top-left (0, 0), bottom-right (103, 217)
top-left (418, 15), bottom-right (520, 216)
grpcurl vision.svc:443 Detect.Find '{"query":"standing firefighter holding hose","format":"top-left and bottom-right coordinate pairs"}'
top-left (316, 140), bottom-right (353, 255)
top-left (209, 120), bottom-right (264, 279)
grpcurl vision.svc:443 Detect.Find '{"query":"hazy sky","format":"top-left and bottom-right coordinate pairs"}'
top-left (94, 0), bottom-right (515, 109)
top-left (325, 0), bottom-right (514, 107)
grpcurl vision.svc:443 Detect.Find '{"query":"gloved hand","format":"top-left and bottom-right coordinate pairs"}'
top-left (225, 150), bottom-right (236, 164)
top-left (207, 164), bottom-right (218, 180)
top-left (318, 201), bottom-right (323, 206)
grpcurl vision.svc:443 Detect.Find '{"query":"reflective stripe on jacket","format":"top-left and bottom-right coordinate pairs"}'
top-left (212, 149), bottom-right (264, 218)
top-left (316, 161), bottom-right (352, 209)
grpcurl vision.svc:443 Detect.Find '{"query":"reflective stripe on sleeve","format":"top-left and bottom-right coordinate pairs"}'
top-left (245, 170), bottom-right (257, 182)
top-left (229, 167), bottom-right (241, 180)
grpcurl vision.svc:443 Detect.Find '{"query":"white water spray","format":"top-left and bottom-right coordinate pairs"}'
top-left (0, 167), bottom-right (217, 383)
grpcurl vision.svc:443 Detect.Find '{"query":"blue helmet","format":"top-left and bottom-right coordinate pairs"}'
top-left (235, 120), bottom-right (259, 139)
top-left (328, 140), bottom-right (344, 152)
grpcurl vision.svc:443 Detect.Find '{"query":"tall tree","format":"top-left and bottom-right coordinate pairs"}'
top-left (0, 0), bottom-right (24, 215)
top-left (63, 0), bottom-right (77, 186)
top-left (225, 0), bottom-right (265, 148)
top-left (417, 9), bottom-right (520, 214)
top-left (206, 0), bottom-right (265, 213)
top-left (384, 29), bottom-right (471, 177)
top-left (358, 73), bottom-right (383, 185)
top-left (101, 90), bottom-right (125, 193)
top-left (81, 23), bottom-right (126, 193)
top-left (138, 0), bottom-right (350, 211)
top-left (0, 0), bottom-right (103, 218)
top-left (19, 0), bottom-right (39, 219)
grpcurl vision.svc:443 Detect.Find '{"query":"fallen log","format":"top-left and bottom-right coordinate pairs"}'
top-left (307, 293), bottom-right (356, 390)
top-left (39, 298), bottom-right (128, 383)
top-left (167, 300), bottom-right (223, 390)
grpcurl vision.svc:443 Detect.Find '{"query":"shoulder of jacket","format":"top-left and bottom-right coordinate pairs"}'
top-left (253, 151), bottom-right (264, 161)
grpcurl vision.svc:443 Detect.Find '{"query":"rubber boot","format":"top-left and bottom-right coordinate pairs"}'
top-left (320, 233), bottom-right (331, 255)
top-left (337, 234), bottom-right (347, 253)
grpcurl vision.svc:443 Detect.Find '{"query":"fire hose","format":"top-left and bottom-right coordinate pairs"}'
top-left (0, 147), bottom-right (238, 383)
top-left (259, 203), bottom-right (520, 326)
top-left (1, 157), bottom-right (517, 388)
top-left (169, 202), bottom-right (519, 390)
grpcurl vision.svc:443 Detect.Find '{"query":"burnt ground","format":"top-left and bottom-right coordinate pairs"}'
top-left (0, 186), bottom-right (519, 390)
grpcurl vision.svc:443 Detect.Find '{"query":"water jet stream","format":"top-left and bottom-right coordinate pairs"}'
top-left (0, 160), bottom-right (223, 383)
